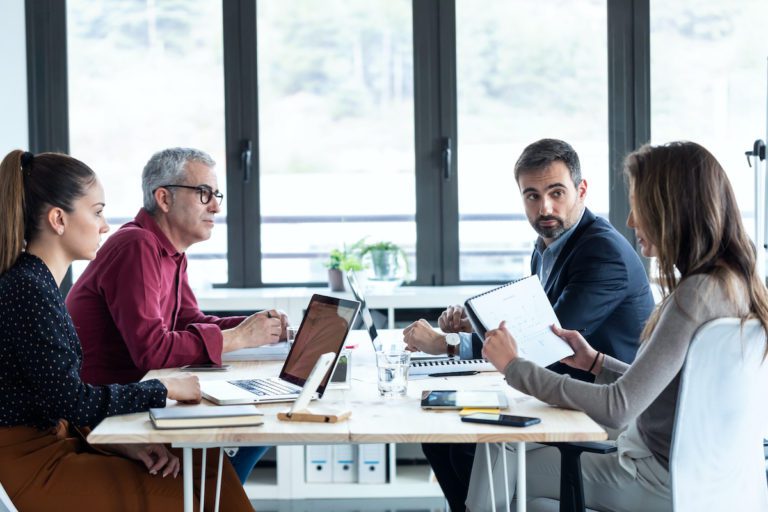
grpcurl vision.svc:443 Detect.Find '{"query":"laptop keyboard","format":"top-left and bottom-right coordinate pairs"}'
top-left (230, 378), bottom-right (300, 397)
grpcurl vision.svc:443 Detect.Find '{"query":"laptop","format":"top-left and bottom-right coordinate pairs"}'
top-left (346, 271), bottom-right (380, 350)
top-left (201, 294), bottom-right (360, 405)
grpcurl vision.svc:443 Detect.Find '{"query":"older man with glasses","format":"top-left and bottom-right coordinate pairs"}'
top-left (67, 147), bottom-right (283, 483)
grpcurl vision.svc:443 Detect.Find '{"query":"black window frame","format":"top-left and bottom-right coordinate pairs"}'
top-left (28, 0), bottom-right (649, 289)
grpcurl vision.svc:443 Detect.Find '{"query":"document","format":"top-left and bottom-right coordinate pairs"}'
top-left (222, 342), bottom-right (290, 361)
top-left (305, 445), bottom-right (333, 483)
top-left (332, 444), bottom-right (357, 483)
top-left (357, 444), bottom-right (386, 483)
top-left (465, 276), bottom-right (573, 367)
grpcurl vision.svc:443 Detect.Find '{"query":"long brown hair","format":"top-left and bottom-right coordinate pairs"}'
top-left (624, 141), bottom-right (768, 342)
top-left (0, 150), bottom-right (96, 275)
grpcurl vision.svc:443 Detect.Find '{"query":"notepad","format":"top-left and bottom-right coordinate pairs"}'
top-left (465, 276), bottom-right (573, 367)
top-left (222, 343), bottom-right (291, 361)
top-left (149, 405), bottom-right (264, 429)
top-left (409, 358), bottom-right (495, 376)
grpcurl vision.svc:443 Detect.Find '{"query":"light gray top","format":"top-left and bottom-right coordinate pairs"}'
top-left (504, 273), bottom-right (748, 469)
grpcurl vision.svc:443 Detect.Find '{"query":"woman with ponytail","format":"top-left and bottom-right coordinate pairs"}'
top-left (0, 150), bottom-right (251, 510)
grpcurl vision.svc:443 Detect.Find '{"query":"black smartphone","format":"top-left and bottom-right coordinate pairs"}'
top-left (461, 412), bottom-right (541, 427)
top-left (179, 364), bottom-right (231, 372)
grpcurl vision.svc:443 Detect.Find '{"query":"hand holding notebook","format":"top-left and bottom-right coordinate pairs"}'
top-left (464, 276), bottom-right (573, 367)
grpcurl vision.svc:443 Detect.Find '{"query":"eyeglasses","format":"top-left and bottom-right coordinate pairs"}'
top-left (156, 184), bottom-right (224, 206)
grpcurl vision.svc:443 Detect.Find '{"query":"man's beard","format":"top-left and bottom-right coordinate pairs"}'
top-left (533, 215), bottom-right (566, 239)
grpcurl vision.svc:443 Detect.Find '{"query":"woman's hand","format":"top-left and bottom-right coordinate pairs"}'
top-left (482, 321), bottom-right (519, 372)
top-left (553, 325), bottom-right (600, 373)
top-left (108, 443), bottom-right (180, 478)
top-left (159, 374), bottom-right (201, 403)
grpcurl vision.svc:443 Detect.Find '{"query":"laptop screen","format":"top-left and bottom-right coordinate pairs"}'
top-left (279, 294), bottom-right (360, 394)
top-left (346, 271), bottom-right (379, 346)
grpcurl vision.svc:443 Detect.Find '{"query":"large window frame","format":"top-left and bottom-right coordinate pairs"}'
top-left (27, 0), bottom-right (650, 289)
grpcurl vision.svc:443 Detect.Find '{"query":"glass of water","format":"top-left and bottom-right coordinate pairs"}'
top-left (376, 351), bottom-right (411, 397)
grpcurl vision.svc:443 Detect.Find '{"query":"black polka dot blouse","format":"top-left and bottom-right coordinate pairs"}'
top-left (0, 253), bottom-right (167, 429)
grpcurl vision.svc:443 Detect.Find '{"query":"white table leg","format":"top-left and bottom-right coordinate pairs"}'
top-left (502, 442), bottom-right (510, 512)
top-left (485, 444), bottom-right (496, 510)
top-left (183, 447), bottom-right (194, 512)
top-left (214, 448), bottom-right (224, 512)
top-left (199, 448), bottom-right (207, 512)
top-left (516, 442), bottom-right (526, 512)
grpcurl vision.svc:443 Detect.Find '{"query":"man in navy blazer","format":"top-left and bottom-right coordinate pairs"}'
top-left (403, 138), bottom-right (654, 511)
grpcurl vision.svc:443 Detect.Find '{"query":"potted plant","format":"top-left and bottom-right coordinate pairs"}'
top-left (360, 241), bottom-right (410, 283)
top-left (325, 245), bottom-right (365, 292)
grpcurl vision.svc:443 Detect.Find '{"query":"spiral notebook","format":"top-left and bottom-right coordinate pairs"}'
top-left (464, 276), bottom-right (573, 367)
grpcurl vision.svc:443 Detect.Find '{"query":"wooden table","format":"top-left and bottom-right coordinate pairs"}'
top-left (88, 331), bottom-right (606, 512)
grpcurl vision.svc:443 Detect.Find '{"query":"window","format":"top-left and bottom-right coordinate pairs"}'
top-left (455, 0), bottom-right (609, 281)
top-left (66, 0), bottom-right (227, 289)
top-left (650, 0), bottom-right (768, 237)
top-left (256, 0), bottom-right (416, 283)
top-left (39, 2), bottom-right (646, 290)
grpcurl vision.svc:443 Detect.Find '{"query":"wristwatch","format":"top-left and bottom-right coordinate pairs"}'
top-left (445, 333), bottom-right (461, 358)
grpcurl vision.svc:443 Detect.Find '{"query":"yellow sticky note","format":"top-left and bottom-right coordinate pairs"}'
top-left (459, 408), bottom-right (501, 416)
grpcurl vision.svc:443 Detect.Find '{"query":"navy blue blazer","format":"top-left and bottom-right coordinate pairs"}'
top-left (471, 208), bottom-right (654, 381)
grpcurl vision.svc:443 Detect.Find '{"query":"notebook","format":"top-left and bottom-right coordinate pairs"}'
top-left (149, 405), bottom-right (264, 429)
top-left (201, 294), bottom-right (360, 405)
top-left (346, 270), bottom-right (496, 376)
top-left (464, 275), bottom-right (573, 367)
top-left (222, 342), bottom-right (291, 361)
top-left (409, 357), bottom-right (495, 376)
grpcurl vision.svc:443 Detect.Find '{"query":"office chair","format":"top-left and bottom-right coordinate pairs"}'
top-left (530, 318), bottom-right (768, 512)
top-left (0, 482), bottom-right (17, 512)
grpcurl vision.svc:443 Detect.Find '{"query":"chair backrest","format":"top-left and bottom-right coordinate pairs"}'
top-left (0, 482), bottom-right (17, 512)
top-left (670, 318), bottom-right (768, 511)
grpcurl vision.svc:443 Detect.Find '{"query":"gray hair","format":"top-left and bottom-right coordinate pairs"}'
top-left (142, 148), bottom-right (216, 213)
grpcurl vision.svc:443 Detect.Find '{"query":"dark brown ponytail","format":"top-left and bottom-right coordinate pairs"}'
top-left (0, 150), bottom-right (96, 275)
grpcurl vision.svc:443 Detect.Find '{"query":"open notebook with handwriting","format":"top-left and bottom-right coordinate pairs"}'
top-left (464, 275), bottom-right (573, 367)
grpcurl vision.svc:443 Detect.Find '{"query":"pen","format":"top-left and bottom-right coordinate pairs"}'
top-left (428, 371), bottom-right (479, 377)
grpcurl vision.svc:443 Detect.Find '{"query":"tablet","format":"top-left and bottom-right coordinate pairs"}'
top-left (420, 390), bottom-right (508, 410)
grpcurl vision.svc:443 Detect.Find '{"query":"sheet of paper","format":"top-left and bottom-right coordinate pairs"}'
top-left (469, 276), bottom-right (573, 367)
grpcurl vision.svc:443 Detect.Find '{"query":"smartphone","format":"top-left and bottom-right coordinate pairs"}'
top-left (461, 412), bottom-right (541, 427)
top-left (179, 364), bottom-right (231, 372)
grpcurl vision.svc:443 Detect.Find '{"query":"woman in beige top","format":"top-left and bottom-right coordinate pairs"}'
top-left (477, 141), bottom-right (768, 512)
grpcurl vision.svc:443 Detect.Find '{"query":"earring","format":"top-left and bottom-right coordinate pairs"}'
top-left (57, 229), bottom-right (64, 235)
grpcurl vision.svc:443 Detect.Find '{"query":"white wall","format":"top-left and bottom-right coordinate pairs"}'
top-left (0, 0), bottom-right (28, 154)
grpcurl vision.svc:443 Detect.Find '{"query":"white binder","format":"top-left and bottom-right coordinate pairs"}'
top-left (305, 445), bottom-right (333, 483)
top-left (357, 443), bottom-right (386, 484)
top-left (331, 444), bottom-right (357, 483)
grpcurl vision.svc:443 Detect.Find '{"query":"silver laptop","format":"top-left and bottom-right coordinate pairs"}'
top-left (202, 294), bottom-right (360, 405)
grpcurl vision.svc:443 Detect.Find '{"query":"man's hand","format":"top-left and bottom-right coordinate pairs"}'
top-left (222, 311), bottom-right (282, 351)
top-left (481, 321), bottom-right (519, 372)
top-left (403, 319), bottom-right (448, 355)
top-left (158, 374), bottom-right (201, 403)
top-left (438, 305), bottom-right (473, 333)
top-left (256, 309), bottom-right (289, 341)
top-left (107, 443), bottom-right (180, 478)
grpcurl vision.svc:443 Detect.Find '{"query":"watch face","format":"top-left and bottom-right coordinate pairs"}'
top-left (446, 333), bottom-right (460, 346)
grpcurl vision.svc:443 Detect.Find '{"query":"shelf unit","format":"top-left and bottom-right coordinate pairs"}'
top-left (243, 444), bottom-right (442, 501)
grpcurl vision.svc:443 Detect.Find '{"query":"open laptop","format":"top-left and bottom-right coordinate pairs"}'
top-left (346, 271), bottom-right (380, 350)
top-left (202, 294), bottom-right (360, 405)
